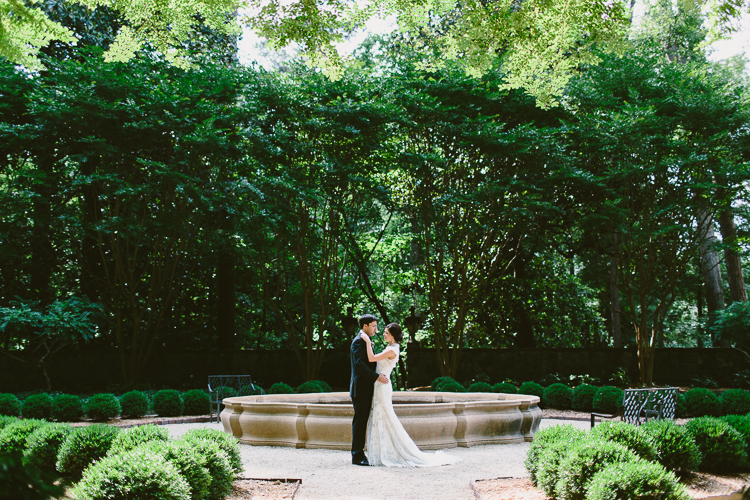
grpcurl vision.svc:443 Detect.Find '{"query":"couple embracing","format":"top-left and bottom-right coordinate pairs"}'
top-left (349, 314), bottom-right (458, 467)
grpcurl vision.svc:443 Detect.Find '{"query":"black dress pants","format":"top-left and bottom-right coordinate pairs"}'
top-left (351, 394), bottom-right (373, 454)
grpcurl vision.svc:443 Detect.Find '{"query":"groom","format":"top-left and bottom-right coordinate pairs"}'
top-left (350, 313), bottom-right (388, 466)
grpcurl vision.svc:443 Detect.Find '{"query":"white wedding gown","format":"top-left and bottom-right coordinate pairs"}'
top-left (366, 344), bottom-right (459, 467)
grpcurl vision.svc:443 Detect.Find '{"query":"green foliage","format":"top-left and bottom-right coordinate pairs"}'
top-left (0, 419), bottom-right (48, 456)
top-left (22, 423), bottom-right (72, 473)
top-left (119, 391), bottom-right (149, 418)
top-left (237, 384), bottom-right (264, 396)
top-left (437, 379), bottom-right (466, 393)
top-left (181, 428), bottom-right (242, 475)
top-left (85, 393), bottom-right (121, 421)
top-left (676, 393), bottom-right (688, 418)
top-left (51, 394), bottom-right (84, 422)
top-left (70, 446), bottom-right (191, 500)
top-left (183, 390), bottom-right (210, 416)
top-left (525, 424), bottom-right (586, 484)
top-left (107, 424), bottom-right (170, 456)
top-left (177, 437), bottom-right (234, 500)
top-left (215, 386), bottom-right (237, 399)
top-left (554, 438), bottom-right (639, 500)
top-left (431, 377), bottom-right (455, 391)
top-left (310, 380), bottom-right (331, 392)
top-left (0, 452), bottom-right (65, 500)
top-left (590, 421), bottom-right (658, 462)
top-left (685, 417), bottom-right (747, 470)
top-left (467, 382), bottom-right (492, 393)
top-left (21, 394), bottom-right (53, 421)
top-left (543, 383), bottom-right (573, 410)
top-left (586, 460), bottom-right (690, 500)
top-left (572, 384), bottom-right (598, 412)
top-left (0, 394), bottom-right (21, 417)
top-left (593, 386), bottom-right (623, 414)
top-left (641, 419), bottom-right (701, 472)
top-left (518, 382), bottom-right (545, 402)
top-left (720, 389), bottom-right (750, 416)
top-left (296, 381), bottom-right (324, 394)
top-left (0, 416), bottom-right (18, 430)
top-left (151, 440), bottom-right (211, 500)
top-left (492, 382), bottom-right (517, 394)
top-left (268, 383), bottom-right (295, 395)
top-left (720, 415), bottom-right (750, 458)
top-left (56, 424), bottom-right (120, 477)
top-left (683, 388), bottom-right (720, 417)
top-left (153, 390), bottom-right (184, 417)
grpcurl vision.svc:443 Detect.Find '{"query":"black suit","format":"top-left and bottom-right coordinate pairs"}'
top-left (350, 331), bottom-right (379, 455)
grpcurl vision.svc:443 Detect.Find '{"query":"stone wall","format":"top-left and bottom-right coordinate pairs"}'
top-left (1, 346), bottom-right (747, 392)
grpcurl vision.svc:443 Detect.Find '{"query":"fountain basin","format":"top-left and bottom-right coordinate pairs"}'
top-left (220, 391), bottom-right (541, 450)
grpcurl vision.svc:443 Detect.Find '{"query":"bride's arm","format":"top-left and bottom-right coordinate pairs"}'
top-left (363, 336), bottom-right (396, 362)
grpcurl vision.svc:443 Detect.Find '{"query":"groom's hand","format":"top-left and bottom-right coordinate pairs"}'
top-left (377, 374), bottom-right (389, 384)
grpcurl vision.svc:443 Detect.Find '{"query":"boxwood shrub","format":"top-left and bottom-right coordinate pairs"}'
top-left (181, 427), bottom-right (242, 475)
top-left (268, 382), bottom-right (295, 395)
top-left (0, 452), bottom-right (65, 500)
top-left (0, 415), bottom-right (18, 430)
top-left (22, 423), bottom-right (72, 472)
top-left (178, 437), bottom-right (234, 500)
top-left (237, 384), bottom-right (264, 396)
top-left (437, 379), bottom-right (466, 392)
top-left (525, 424), bottom-right (586, 484)
top-left (107, 424), bottom-right (170, 456)
top-left (119, 390), bottom-right (149, 418)
top-left (721, 414), bottom-right (750, 457)
top-left (675, 393), bottom-right (688, 418)
top-left (0, 419), bottom-right (48, 455)
top-left (21, 394), bottom-right (53, 420)
top-left (586, 460), bottom-right (690, 500)
top-left (151, 440), bottom-right (211, 500)
top-left (683, 388), bottom-right (720, 417)
top-left (153, 389), bottom-right (183, 417)
top-left (589, 421), bottom-right (658, 462)
top-left (492, 382), bottom-right (517, 394)
top-left (0, 393), bottom-right (21, 417)
top-left (518, 382), bottom-right (545, 402)
top-left (296, 381), bottom-right (324, 394)
top-left (70, 446), bottom-right (191, 500)
top-left (51, 394), bottom-right (84, 422)
top-left (592, 386), bottom-right (623, 414)
top-left (543, 383), bottom-right (573, 410)
top-left (720, 389), bottom-right (750, 416)
top-left (641, 419), bottom-right (701, 472)
top-left (431, 376), bottom-right (455, 391)
top-left (57, 423), bottom-right (120, 477)
top-left (311, 380), bottom-right (332, 392)
top-left (85, 393), bottom-right (121, 421)
top-left (183, 389), bottom-right (210, 415)
top-left (537, 437), bottom-right (595, 496)
top-left (572, 384), bottom-right (598, 412)
top-left (467, 382), bottom-right (492, 393)
top-left (685, 416), bottom-right (746, 470)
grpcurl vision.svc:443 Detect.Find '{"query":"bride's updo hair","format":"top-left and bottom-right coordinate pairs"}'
top-left (386, 323), bottom-right (403, 343)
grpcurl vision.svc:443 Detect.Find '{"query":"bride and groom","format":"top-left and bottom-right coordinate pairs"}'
top-left (349, 314), bottom-right (458, 467)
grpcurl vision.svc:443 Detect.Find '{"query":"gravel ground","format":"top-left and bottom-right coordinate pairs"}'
top-left (166, 420), bottom-right (581, 500)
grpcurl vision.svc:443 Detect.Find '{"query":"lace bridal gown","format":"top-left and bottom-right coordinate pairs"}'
top-left (366, 344), bottom-right (459, 467)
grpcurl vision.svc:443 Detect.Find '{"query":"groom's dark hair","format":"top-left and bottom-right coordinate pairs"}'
top-left (358, 314), bottom-right (378, 329)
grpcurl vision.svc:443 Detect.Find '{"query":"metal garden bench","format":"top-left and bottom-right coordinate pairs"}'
top-left (591, 387), bottom-right (679, 428)
top-left (208, 374), bottom-right (262, 423)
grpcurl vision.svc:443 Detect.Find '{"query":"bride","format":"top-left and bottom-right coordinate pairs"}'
top-left (362, 323), bottom-right (459, 467)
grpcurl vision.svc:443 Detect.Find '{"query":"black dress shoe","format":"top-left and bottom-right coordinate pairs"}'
top-left (352, 457), bottom-right (370, 466)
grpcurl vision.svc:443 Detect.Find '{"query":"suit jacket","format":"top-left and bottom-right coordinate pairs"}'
top-left (350, 332), bottom-right (379, 398)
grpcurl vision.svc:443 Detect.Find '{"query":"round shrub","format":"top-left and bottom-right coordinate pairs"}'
top-left (183, 389), bottom-right (210, 415)
top-left (720, 389), bottom-right (750, 416)
top-left (21, 394), bottom-right (53, 420)
top-left (518, 381), bottom-right (545, 402)
top-left (683, 388), bottom-right (720, 417)
top-left (641, 419), bottom-right (701, 472)
top-left (119, 390), bottom-right (149, 418)
top-left (537, 436), bottom-right (593, 496)
top-left (179, 437), bottom-right (234, 500)
top-left (721, 415), bottom-right (750, 457)
top-left (554, 438), bottom-right (639, 500)
top-left (296, 381), bottom-right (325, 394)
top-left (107, 424), bottom-right (170, 456)
top-left (215, 386), bottom-right (237, 399)
top-left (572, 384), bottom-right (598, 412)
top-left (525, 424), bottom-right (586, 484)
top-left (0, 393), bottom-right (21, 417)
top-left (22, 423), bottom-right (72, 472)
top-left (590, 421), bottom-right (658, 462)
top-left (431, 376), bottom-right (455, 391)
top-left (438, 379), bottom-right (466, 392)
top-left (543, 383), bottom-right (573, 410)
top-left (311, 380), bottom-right (332, 392)
top-left (686, 416), bottom-right (747, 470)
top-left (492, 382), bottom-right (517, 394)
top-left (586, 460), bottom-right (690, 500)
top-left (675, 393), bottom-right (688, 418)
top-left (592, 386), bottom-right (623, 414)
top-left (85, 393), bottom-right (121, 421)
top-left (181, 427), bottom-right (242, 475)
top-left (268, 382), bottom-right (295, 394)
top-left (150, 440), bottom-right (211, 500)
top-left (152, 389), bottom-right (183, 417)
top-left (0, 419), bottom-right (48, 455)
top-left (71, 446), bottom-right (191, 500)
top-left (51, 394), bottom-right (84, 422)
top-left (467, 382), bottom-right (492, 393)
top-left (237, 384), bottom-right (264, 396)
top-left (0, 415), bottom-right (18, 430)
top-left (56, 423), bottom-right (120, 477)
top-left (0, 452), bottom-right (65, 500)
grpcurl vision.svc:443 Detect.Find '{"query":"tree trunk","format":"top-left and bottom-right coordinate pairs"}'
top-left (697, 209), bottom-right (728, 346)
top-left (718, 208), bottom-right (747, 304)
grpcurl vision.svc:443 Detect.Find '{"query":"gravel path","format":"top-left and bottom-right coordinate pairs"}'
top-left (167, 419), bottom-right (585, 500)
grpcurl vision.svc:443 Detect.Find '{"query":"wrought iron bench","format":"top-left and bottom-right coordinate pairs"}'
top-left (208, 375), bottom-right (262, 423)
top-left (591, 387), bottom-right (679, 428)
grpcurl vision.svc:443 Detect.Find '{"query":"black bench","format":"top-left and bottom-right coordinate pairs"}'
top-left (591, 387), bottom-right (679, 428)
top-left (208, 375), bottom-right (262, 423)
